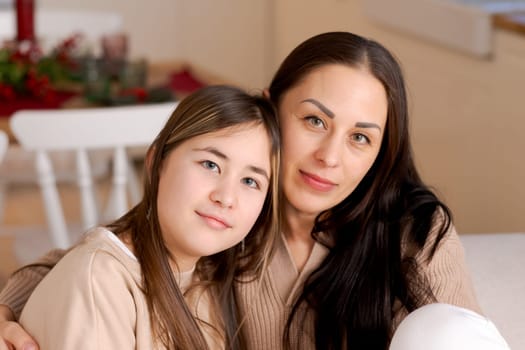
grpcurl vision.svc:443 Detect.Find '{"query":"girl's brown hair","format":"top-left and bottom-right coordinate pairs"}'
top-left (108, 85), bottom-right (281, 349)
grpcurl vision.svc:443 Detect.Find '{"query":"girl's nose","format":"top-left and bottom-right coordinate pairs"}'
top-left (209, 181), bottom-right (237, 208)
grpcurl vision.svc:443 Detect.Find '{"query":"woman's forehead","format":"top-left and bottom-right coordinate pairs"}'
top-left (296, 64), bottom-right (377, 90)
top-left (281, 65), bottom-right (387, 118)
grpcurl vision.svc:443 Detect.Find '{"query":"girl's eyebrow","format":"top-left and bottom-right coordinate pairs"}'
top-left (301, 98), bottom-right (334, 118)
top-left (194, 147), bottom-right (270, 180)
top-left (248, 165), bottom-right (269, 181)
top-left (195, 147), bottom-right (227, 160)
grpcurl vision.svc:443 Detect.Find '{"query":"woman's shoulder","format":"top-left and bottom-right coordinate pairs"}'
top-left (400, 206), bottom-right (453, 260)
top-left (416, 219), bottom-right (461, 264)
top-left (406, 209), bottom-right (471, 283)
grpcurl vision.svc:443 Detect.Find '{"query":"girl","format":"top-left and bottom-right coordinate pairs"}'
top-left (15, 85), bottom-right (281, 349)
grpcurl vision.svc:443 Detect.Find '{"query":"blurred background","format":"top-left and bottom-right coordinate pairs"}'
top-left (0, 0), bottom-right (522, 233)
top-left (22, 0), bottom-right (525, 234)
top-left (0, 0), bottom-right (524, 347)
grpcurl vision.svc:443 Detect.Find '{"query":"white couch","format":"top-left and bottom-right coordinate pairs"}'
top-left (460, 233), bottom-right (525, 349)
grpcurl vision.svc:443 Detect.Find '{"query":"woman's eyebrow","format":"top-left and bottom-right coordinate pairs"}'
top-left (301, 99), bottom-right (382, 131)
top-left (301, 98), bottom-right (334, 118)
top-left (355, 122), bottom-right (381, 131)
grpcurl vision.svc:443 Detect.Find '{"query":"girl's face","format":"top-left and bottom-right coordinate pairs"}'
top-left (156, 124), bottom-right (271, 271)
top-left (278, 64), bottom-right (388, 219)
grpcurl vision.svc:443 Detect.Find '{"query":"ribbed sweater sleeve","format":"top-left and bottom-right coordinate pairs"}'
top-left (0, 249), bottom-right (67, 319)
top-left (419, 224), bottom-right (482, 314)
top-left (394, 221), bottom-right (482, 328)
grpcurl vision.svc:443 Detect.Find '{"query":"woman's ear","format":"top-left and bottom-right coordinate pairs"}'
top-left (263, 88), bottom-right (270, 100)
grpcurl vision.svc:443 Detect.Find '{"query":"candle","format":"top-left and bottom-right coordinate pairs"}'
top-left (16, 0), bottom-right (35, 42)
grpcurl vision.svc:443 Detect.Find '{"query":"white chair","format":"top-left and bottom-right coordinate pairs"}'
top-left (0, 130), bottom-right (7, 217)
top-left (10, 102), bottom-right (176, 249)
top-left (0, 7), bottom-right (125, 229)
top-left (0, 131), bottom-right (7, 164)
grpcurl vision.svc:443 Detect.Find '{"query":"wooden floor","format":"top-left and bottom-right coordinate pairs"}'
top-left (0, 235), bottom-right (17, 290)
top-left (0, 183), bottom-right (43, 289)
top-left (0, 174), bottom-right (117, 290)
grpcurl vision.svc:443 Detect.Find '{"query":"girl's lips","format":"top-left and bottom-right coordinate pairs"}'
top-left (299, 170), bottom-right (337, 192)
top-left (196, 211), bottom-right (232, 230)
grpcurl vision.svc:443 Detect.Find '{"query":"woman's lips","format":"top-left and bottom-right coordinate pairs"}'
top-left (299, 170), bottom-right (337, 192)
top-left (196, 211), bottom-right (232, 230)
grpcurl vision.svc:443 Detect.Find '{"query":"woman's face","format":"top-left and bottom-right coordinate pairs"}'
top-left (156, 124), bottom-right (272, 271)
top-left (278, 64), bottom-right (388, 218)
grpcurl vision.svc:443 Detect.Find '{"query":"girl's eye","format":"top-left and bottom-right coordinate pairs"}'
top-left (351, 133), bottom-right (371, 145)
top-left (305, 116), bottom-right (326, 129)
top-left (242, 177), bottom-right (260, 189)
top-left (201, 160), bottom-right (219, 172)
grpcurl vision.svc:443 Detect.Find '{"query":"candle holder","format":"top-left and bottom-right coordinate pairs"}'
top-left (15, 0), bottom-right (36, 43)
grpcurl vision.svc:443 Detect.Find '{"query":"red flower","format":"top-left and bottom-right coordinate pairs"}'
top-left (0, 84), bottom-right (16, 100)
top-left (120, 87), bottom-right (148, 102)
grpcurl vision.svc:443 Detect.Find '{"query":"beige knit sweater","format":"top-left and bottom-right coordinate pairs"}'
top-left (237, 225), bottom-right (481, 349)
top-left (2, 225), bottom-right (480, 350)
top-left (17, 227), bottom-right (221, 350)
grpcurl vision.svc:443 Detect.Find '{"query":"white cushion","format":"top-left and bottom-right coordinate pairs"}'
top-left (460, 233), bottom-right (525, 350)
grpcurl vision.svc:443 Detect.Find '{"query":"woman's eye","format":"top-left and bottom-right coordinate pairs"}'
top-left (242, 177), bottom-right (260, 189)
top-left (351, 133), bottom-right (371, 145)
top-left (201, 160), bottom-right (219, 172)
top-left (305, 116), bottom-right (326, 129)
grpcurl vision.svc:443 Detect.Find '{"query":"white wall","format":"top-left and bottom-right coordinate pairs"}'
top-left (272, 0), bottom-right (525, 233)
top-left (174, 0), bottom-right (274, 90)
top-left (39, 0), bottom-right (180, 60)
top-left (38, 0), bottom-right (272, 89)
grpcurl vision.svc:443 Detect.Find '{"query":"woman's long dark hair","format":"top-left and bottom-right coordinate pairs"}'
top-left (269, 32), bottom-right (451, 349)
top-left (108, 85), bottom-right (281, 349)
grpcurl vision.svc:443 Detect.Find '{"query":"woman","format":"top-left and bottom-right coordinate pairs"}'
top-left (0, 32), bottom-right (508, 349)
top-left (236, 31), bottom-right (508, 350)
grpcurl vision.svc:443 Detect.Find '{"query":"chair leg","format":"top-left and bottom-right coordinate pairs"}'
top-left (104, 147), bottom-right (128, 222)
top-left (0, 180), bottom-right (5, 224)
top-left (127, 157), bottom-right (142, 205)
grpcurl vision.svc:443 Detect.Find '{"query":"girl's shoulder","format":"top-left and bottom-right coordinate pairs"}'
top-left (20, 228), bottom-right (152, 350)
top-left (56, 227), bottom-right (141, 285)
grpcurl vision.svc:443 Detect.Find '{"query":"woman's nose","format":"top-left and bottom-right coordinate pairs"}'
top-left (314, 137), bottom-right (342, 168)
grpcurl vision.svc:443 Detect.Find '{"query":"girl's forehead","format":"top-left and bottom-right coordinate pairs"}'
top-left (203, 122), bottom-right (265, 138)
top-left (181, 123), bottom-right (270, 148)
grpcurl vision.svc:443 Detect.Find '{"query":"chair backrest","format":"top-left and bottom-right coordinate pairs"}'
top-left (10, 102), bottom-right (176, 248)
top-left (0, 130), bottom-right (7, 164)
